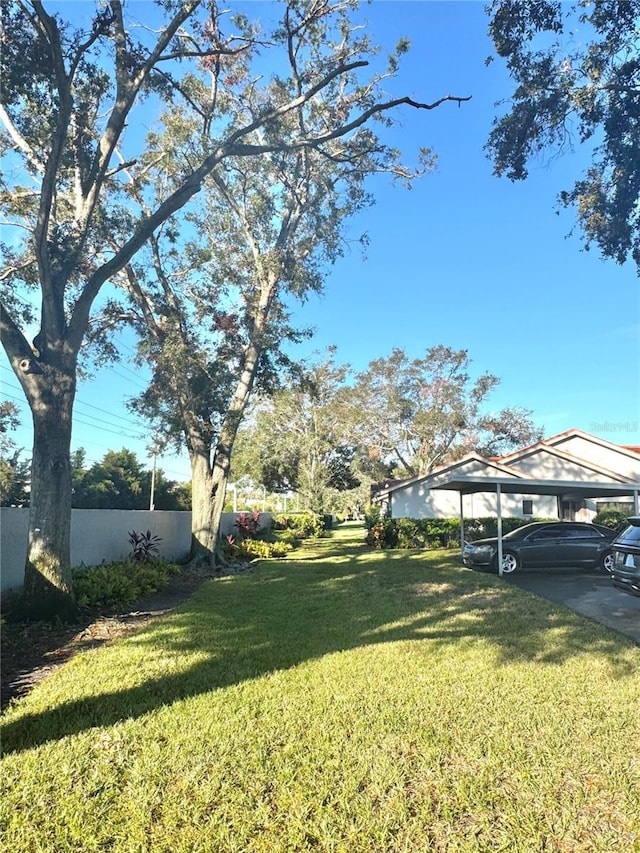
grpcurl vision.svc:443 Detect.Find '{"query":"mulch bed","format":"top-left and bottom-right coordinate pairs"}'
top-left (0, 562), bottom-right (249, 712)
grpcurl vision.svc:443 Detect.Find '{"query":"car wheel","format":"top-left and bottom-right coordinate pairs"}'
top-left (600, 550), bottom-right (615, 574)
top-left (496, 550), bottom-right (519, 574)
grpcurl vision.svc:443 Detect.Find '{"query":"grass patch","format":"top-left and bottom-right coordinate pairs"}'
top-left (2, 523), bottom-right (639, 852)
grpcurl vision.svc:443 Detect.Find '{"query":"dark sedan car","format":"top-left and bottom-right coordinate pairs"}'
top-left (610, 517), bottom-right (640, 597)
top-left (462, 521), bottom-right (617, 574)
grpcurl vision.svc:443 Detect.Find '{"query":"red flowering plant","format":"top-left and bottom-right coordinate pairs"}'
top-left (234, 510), bottom-right (261, 541)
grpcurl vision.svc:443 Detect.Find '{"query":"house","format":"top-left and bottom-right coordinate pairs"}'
top-left (373, 428), bottom-right (640, 522)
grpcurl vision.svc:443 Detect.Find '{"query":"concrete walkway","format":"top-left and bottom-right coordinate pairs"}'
top-left (505, 568), bottom-right (640, 645)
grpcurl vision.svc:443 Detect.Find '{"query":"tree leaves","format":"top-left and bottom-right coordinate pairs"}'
top-left (486, 0), bottom-right (640, 269)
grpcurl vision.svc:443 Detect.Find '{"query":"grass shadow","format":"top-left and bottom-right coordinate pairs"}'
top-left (2, 523), bottom-right (637, 755)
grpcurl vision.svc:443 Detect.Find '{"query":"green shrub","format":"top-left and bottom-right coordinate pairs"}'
top-left (273, 512), bottom-right (325, 539)
top-left (365, 518), bottom-right (398, 549)
top-left (223, 538), bottom-right (293, 560)
top-left (388, 518), bottom-right (461, 549)
top-left (274, 528), bottom-right (300, 547)
top-left (420, 518), bottom-right (460, 548)
top-left (72, 559), bottom-right (179, 609)
top-left (592, 507), bottom-right (634, 530)
top-left (364, 505), bottom-right (381, 529)
top-left (128, 529), bottom-right (162, 562)
top-left (366, 515), bottom-right (560, 551)
top-left (395, 518), bottom-right (427, 549)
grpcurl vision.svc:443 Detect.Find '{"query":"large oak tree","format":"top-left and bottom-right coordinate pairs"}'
top-left (118, 23), bottom-right (444, 563)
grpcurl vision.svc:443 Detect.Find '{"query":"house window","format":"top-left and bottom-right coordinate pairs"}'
top-left (522, 500), bottom-right (533, 516)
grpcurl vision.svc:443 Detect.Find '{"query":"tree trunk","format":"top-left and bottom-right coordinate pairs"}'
top-left (15, 365), bottom-right (79, 622)
top-left (186, 321), bottom-right (268, 565)
top-left (189, 447), bottom-right (221, 566)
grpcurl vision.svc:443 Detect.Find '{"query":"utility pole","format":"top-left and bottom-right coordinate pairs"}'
top-left (149, 450), bottom-right (157, 511)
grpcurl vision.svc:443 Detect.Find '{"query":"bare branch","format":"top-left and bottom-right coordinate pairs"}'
top-left (235, 95), bottom-right (471, 156)
top-left (0, 103), bottom-right (46, 175)
top-left (0, 258), bottom-right (36, 282)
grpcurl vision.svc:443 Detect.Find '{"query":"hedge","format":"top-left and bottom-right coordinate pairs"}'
top-left (365, 516), bottom-right (557, 550)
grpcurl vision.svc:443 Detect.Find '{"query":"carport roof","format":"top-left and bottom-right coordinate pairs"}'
top-left (432, 475), bottom-right (640, 500)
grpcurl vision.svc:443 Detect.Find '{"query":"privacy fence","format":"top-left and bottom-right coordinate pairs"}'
top-left (0, 509), bottom-right (273, 593)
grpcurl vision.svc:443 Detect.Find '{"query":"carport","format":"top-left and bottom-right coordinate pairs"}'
top-left (432, 476), bottom-right (640, 577)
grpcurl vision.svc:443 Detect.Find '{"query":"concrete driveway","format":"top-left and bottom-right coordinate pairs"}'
top-left (504, 568), bottom-right (640, 645)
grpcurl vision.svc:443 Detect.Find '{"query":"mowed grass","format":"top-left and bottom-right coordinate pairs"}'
top-left (1, 524), bottom-right (639, 852)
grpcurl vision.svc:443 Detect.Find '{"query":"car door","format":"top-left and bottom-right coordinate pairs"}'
top-left (555, 524), bottom-right (606, 566)
top-left (520, 525), bottom-right (597, 567)
top-left (519, 526), bottom-right (562, 567)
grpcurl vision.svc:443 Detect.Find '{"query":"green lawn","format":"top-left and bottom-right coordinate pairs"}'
top-left (2, 523), bottom-right (639, 852)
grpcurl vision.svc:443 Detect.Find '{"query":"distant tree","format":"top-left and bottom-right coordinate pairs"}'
top-left (72, 449), bottom-right (147, 509)
top-left (486, 0), bottom-right (640, 269)
top-left (232, 355), bottom-right (359, 513)
top-left (0, 0), bottom-right (469, 617)
top-left (71, 448), bottom-right (186, 510)
top-left (0, 401), bottom-right (30, 506)
top-left (150, 470), bottom-right (190, 512)
top-left (343, 346), bottom-right (543, 478)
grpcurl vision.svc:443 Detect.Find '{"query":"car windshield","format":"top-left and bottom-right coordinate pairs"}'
top-left (618, 524), bottom-right (640, 545)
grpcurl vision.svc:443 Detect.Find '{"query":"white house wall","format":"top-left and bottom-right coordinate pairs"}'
top-left (390, 486), bottom-right (558, 520)
top-left (462, 492), bottom-right (558, 519)
top-left (382, 431), bottom-right (640, 522)
top-left (391, 484), bottom-right (460, 519)
top-left (389, 455), bottom-right (542, 520)
top-left (549, 434), bottom-right (640, 479)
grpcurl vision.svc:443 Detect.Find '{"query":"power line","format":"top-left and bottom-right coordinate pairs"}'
top-left (73, 416), bottom-right (146, 440)
top-left (110, 366), bottom-right (149, 390)
top-left (2, 372), bottom-right (191, 480)
top-left (3, 360), bottom-right (149, 396)
top-left (74, 397), bottom-right (142, 427)
top-left (2, 375), bottom-right (145, 431)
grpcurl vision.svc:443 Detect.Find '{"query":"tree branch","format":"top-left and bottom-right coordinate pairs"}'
top-left (0, 103), bottom-right (45, 175)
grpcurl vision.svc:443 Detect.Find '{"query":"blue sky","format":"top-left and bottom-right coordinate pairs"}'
top-left (2, 0), bottom-right (639, 484)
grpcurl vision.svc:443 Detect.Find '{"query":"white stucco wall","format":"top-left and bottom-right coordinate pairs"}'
top-left (382, 433), bottom-right (640, 522)
top-left (390, 487), bottom-right (558, 521)
top-left (0, 509), bottom-right (273, 593)
top-left (386, 455), bottom-right (559, 521)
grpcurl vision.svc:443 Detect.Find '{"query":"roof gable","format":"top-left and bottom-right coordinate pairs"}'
top-left (376, 452), bottom-right (526, 498)
top-left (500, 427), bottom-right (640, 464)
top-left (497, 442), bottom-right (632, 483)
top-left (498, 427), bottom-right (640, 480)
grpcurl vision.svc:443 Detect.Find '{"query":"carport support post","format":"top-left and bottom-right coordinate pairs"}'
top-left (634, 489), bottom-right (639, 514)
top-left (459, 491), bottom-right (465, 551)
top-left (496, 483), bottom-right (504, 578)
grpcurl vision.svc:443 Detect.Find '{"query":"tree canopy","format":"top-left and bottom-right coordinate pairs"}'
top-left (233, 347), bottom-right (544, 503)
top-left (71, 448), bottom-right (189, 510)
top-left (0, 401), bottom-right (30, 506)
top-left (486, 0), bottom-right (640, 270)
top-left (342, 346), bottom-right (543, 478)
